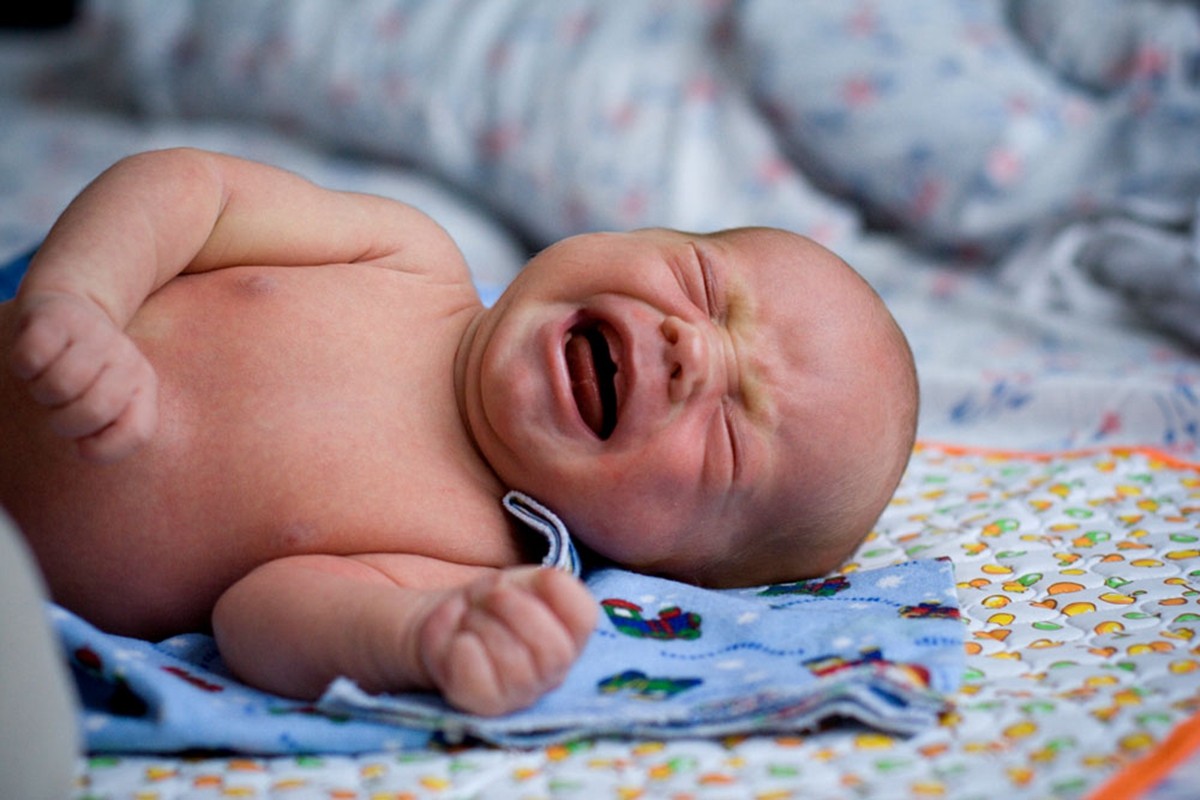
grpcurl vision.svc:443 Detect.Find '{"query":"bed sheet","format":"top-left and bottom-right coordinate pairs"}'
top-left (1, 5), bottom-right (1199, 800)
top-left (0, 91), bottom-right (528, 296)
top-left (846, 236), bottom-right (1200, 457)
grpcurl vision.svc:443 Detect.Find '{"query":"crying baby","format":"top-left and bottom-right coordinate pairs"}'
top-left (0, 148), bottom-right (918, 716)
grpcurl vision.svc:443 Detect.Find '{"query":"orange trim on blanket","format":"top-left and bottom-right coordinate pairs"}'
top-left (1086, 709), bottom-right (1200, 800)
top-left (914, 441), bottom-right (1200, 472)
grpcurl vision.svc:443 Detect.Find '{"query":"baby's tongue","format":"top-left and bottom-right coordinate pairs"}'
top-left (566, 333), bottom-right (604, 437)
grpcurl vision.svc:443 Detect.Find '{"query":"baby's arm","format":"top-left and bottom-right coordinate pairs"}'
top-left (212, 555), bottom-right (598, 716)
top-left (8, 148), bottom-right (465, 461)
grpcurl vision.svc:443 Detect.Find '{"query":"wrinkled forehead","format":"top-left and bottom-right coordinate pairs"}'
top-left (713, 227), bottom-right (873, 319)
top-left (709, 229), bottom-right (891, 417)
top-left (726, 229), bottom-right (911, 491)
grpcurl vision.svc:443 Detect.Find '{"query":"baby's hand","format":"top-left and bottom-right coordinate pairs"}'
top-left (418, 567), bottom-right (597, 716)
top-left (9, 292), bottom-right (158, 462)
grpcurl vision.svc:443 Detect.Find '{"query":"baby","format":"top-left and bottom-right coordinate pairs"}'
top-left (0, 148), bottom-right (918, 716)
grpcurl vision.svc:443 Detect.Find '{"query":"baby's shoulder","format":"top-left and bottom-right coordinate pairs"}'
top-left (363, 200), bottom-right (472, 284)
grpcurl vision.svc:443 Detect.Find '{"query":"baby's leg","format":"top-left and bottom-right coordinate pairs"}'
top-left (0, 508), bottom-right (80, 800)
top-left (418, 567), bottom-right (597, 716)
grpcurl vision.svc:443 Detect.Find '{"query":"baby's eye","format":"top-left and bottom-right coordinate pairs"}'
top-left (696, 246), bottom-right (719, 319)
top-left (722, 398), bottom-right (740, 479)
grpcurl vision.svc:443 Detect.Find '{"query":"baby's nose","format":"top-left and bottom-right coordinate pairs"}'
top-left (661, 315), bottom-right (710, 405)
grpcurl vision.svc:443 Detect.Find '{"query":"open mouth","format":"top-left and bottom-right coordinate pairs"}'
top-left (564, 319), bottom-right (620, 439)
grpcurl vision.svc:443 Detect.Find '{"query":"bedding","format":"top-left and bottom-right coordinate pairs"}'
top-left (55, 551), bottom-right (961, 753)
top-left (318, 559), bottom-right (960, 746)
top-left (737, 0), bottom-right (1200, 254)
top-left (66, 444), bottom-right (1200, 799)
top-left (1, 1), bottom-right (1199, 798)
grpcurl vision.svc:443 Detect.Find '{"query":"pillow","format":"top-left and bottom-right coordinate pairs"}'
top-left (730, 0), bottom-right (1115, 254)
top-left (89, 0), bottom-right (858, 248)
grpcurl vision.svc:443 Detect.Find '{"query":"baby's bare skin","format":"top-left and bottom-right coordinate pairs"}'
top-left (0, 149), bottom-right (596, 714)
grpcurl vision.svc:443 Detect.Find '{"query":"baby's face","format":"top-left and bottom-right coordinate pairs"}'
top-left (457, 227), bottom-right (913, 585)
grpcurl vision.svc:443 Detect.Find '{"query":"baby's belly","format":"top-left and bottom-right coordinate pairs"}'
top-left (0, 377), bottom-right (229, 637)
top-left (0, 272), bottom-right (362, 635)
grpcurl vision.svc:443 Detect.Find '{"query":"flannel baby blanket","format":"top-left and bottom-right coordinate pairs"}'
top-left (320, 558), bottom-right (962, 747)
top-left (56, 493), bottom-right (962, 754)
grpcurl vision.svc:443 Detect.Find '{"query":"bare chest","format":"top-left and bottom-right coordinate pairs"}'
top-left (138, 266), bottom-right (511, 554)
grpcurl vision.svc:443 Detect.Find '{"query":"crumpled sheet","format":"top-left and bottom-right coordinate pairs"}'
top-left (78, 0), bottom-right (1200, 257)
top-left (1001, 201), bottom-right (1200, 349)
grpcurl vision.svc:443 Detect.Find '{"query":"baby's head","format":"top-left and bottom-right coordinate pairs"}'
top-left (457, 227), bottom-right (917, 587)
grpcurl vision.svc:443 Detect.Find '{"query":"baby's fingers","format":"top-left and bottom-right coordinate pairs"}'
top-left (480, 569), bottom-right (596, 677)
top-left (421, 569), bottom-right (597, 716)
top-left (11, 296), bottom-right (113, 403)
top-left (468, 574), bottom-right (576, 684)
top-left (9, 294), bottom-right (158, 461)
top-left (48, 354), bottom-right (158, 463)
top-left (24, 335), bottom-right (110, 409)
top-left (461, 569), bottom-right (595, 703)
top-left (528, 568), bottom-right (600, 650)
top-left (437, 632), bottom-right (515, 716)
top-left (9, 304), bottom-right (75, 384)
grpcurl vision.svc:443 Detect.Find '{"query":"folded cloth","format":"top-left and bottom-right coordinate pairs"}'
top-left (320, 559), bottom-right (963, 747)
top-left (56, 492), bottom-right (962, 752)
top-left (1000, 200), bottom-right (1200, 348)
top-left (53, 606), bottom-right (431, 754)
